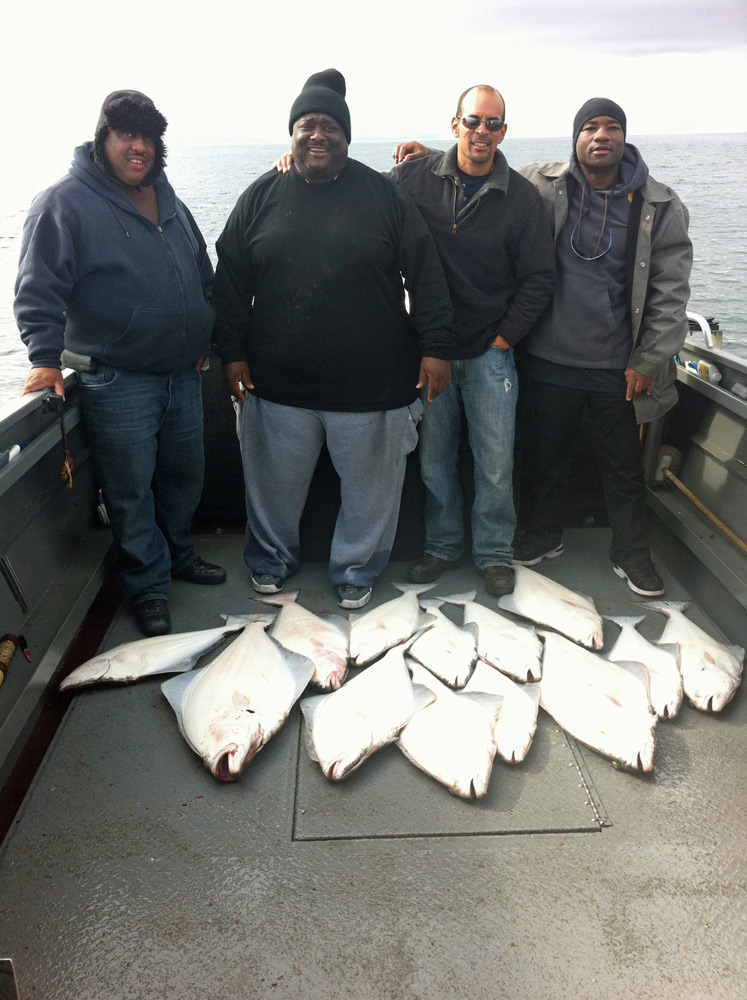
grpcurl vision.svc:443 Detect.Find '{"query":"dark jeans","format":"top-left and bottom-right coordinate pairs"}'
top-left (77, 365), bottom-right (204, 602)
top-left (523, 379), bottom-right (650, 566)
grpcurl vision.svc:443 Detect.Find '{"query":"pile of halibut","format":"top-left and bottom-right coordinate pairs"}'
top-left (60, 567), bottom-right (744, 797)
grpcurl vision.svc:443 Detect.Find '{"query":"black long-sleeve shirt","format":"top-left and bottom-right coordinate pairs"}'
top-left (212, 159), bottom-right (454, 412)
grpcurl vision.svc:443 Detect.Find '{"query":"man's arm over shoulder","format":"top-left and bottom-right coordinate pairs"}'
top-left (628, 189), bottom-right (693, 375)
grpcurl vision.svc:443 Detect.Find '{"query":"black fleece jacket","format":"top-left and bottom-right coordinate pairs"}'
top-left (389, 145), bottom-right (556, 359)
top-left (212, 159), bottom-right (454, 412)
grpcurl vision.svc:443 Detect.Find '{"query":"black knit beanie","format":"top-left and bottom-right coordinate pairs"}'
top-left (288, 69), bottom-right (351, 143)
top-left (93, 90), bottom-right (168, 186)
top-left (572, 98), bottom-right (627, 150)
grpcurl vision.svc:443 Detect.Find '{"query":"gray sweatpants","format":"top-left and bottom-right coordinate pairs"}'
top-left (235, 395), bottom-right (423, 586)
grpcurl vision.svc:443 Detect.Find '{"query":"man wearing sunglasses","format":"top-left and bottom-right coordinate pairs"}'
top-left (512, 98), bottom-right (692, 597)
top-left (390, 85), bottom-right (555, 596)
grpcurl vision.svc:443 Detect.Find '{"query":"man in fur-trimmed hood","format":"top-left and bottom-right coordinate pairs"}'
top-left (15, 89), bottom-right (226, 637)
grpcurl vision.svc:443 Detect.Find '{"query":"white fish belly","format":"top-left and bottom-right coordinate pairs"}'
top-left (656, 610), bottom-right (744, 712)
top-left (466, 661), bottom-right (540, 764)
top-left (538, 631), bottom-right (656, 772)
top-left (272, 604), bottom-right (348, 690)
top-left (607, 628), bottom-right (683, 720)
top-left (499, 567), bottom-right (604, 650)
top-left (408, 610), bottom-right (476, 688)
top-left (463, 603), bottom-right (542, 683)
top-left (302, 646), bottom-right (429, 781)
top-left (60, 625), bottom-right (238, 690)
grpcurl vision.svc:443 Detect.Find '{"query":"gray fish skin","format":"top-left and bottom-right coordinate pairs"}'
top-left (348, 584), bottom-right (436, 667)
top-left (440, 590), bottom-right (542, 683)
top-left (250, 589), bottom-right (349, 690)
top-left (408, 602), bottom-right (478, 688)
top-left (498, 566), bottom-right (604, 650)
top-left (643, 601), bottom-right (744, 713)
top-left (538, 630), bottom-right (657, 773)
top-left (604, 615), bottom-right (683, 720)
top-left (59, 624), bottom-right (245, 691)
top-left (300, 644), bottom-right (435, 781)
top-left (465, 660), bottom-right (540, 764)
top-left (397, 660), bottom-right (503, 799)
top-left (162, 621), bottom-right (314, 781)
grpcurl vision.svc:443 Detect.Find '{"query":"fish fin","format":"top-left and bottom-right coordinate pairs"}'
top-left (300, 694), bottom-right (330, 762)
top-left (319, 614), bottom-right (351, 638)
top-left (161, 670), bottom-right (203, 752)
top-left (461, 621), bottom-right (480, 645)
top-left (251, 589), bottom-right (301, 607)
top-left (221, 612), bottom-right (274, 626)
top-left (270, 637), bottom-right (316, 697)
top-left (419, 597), bottom-right (445, 608)
top-left (462, 691), bottom-right (504, 721)
top-left (615, 660), bottom-right (654, 706)
top-left (729, 645), bottom-right (745, 665)
top-left (638, 600), bottom-right (692, 615)
top-left (409, 683), bottom-right (438, 716)
top-left (603, 615), bottom-right (646, 629)
top-left (439, 590), bottom-right (477, 606)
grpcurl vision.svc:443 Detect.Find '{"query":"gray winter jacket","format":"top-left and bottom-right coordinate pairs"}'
top-left (519, 160), bottom-right (692, 423)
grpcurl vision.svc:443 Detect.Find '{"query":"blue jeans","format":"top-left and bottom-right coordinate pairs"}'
top-left (418, 346), bottom-right (517, 568)
top-left (77, 365), bottom-right (204, 602)
top-left (235, 396), bottom-right (421, 587)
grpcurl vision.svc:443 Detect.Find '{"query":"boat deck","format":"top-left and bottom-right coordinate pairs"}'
top-left (1, 528), bottom-right (745, 1000)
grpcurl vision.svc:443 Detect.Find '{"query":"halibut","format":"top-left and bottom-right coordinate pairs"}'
top-left (60, 623), bottom-right (244, 691)
top-left (397, 660), bottom-right (503, 799)
top-left (348, 584), bottom-right (435, 667)
top-left (538, 630), bottom-right (657, 773)
top-left (441, 590), bottom-right (542, 683)
top-left (300, 644), bottom-right (434, 781)
top-left (498, 566), bottom-right (604, 650)
top-left (604, 615), bottom-right (683, 719)
top-left (465, 660), bottom-right (540, 764)
top-left (162, 620), bottom-right (314, 781)
top-left (644, 601), bottom-right (744, 712)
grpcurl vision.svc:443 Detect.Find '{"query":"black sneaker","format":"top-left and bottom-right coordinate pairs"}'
top-left (511, 539), bottom-right (564, 567)
top-left (613, 560), bottom-right (664, 597)
top-left (251, 573), bottom-right (285, 594)
top-left (337, 585), bottom-right (372, 609)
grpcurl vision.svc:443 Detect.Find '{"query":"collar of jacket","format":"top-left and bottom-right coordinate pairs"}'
top-left (433, 143), bottom-right (510, 194)
top-left (534, 158), bottom-right (677, 205)
top-left (72, 141), bottom-right (177, 220)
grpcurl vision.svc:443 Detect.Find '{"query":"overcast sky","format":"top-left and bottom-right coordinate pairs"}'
top-left (4, 0), bottom-right (746, 167)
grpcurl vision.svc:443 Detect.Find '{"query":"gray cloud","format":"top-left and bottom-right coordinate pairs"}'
top-left (485, 0), bottom-right (747, 54)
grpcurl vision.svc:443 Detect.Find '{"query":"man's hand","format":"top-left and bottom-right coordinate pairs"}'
top-left (392, 141), bottom-right (430, 164)
top-left (222, 361), bottom-right (254, 402)
top-left (492, 335), bottom-right (510, 350)
top-left (195, 352), bottom-right (210, 372)
top-left (418, 357), bottom-right (451, 402)
top-left (273, 152), bottom-right (293, 173)
top-left (624, 367), bottom-right (655, 401)
top-left (21, 367), bottom-right (65, 400)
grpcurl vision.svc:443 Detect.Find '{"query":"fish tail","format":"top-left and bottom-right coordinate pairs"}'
top-left (604, 615), bottom-right (646, 628)
top-left (392, 583), bottom-right (437, 595)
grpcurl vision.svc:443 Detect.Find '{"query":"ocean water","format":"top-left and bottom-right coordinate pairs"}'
top-left (1, 134), bottom-right (745, 401)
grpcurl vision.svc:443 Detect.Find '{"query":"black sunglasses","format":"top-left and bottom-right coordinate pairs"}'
top-left (456, 115), bottom-right (505, 132)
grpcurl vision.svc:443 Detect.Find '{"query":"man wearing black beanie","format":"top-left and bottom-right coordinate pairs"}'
top-left (212, 69), bottom-right (454, 610)
top-left (514, 98), bottom-right (693, 597)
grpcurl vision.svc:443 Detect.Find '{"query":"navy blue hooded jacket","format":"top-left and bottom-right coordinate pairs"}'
top-left (15, 143), bottom-right (214, 374)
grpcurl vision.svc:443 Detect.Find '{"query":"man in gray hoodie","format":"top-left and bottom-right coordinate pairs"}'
top-left (513, 98), bottom-right (692, 596)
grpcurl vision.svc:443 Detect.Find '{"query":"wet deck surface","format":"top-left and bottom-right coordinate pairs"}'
top-left (1, 528), bottom-right (745, 999)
